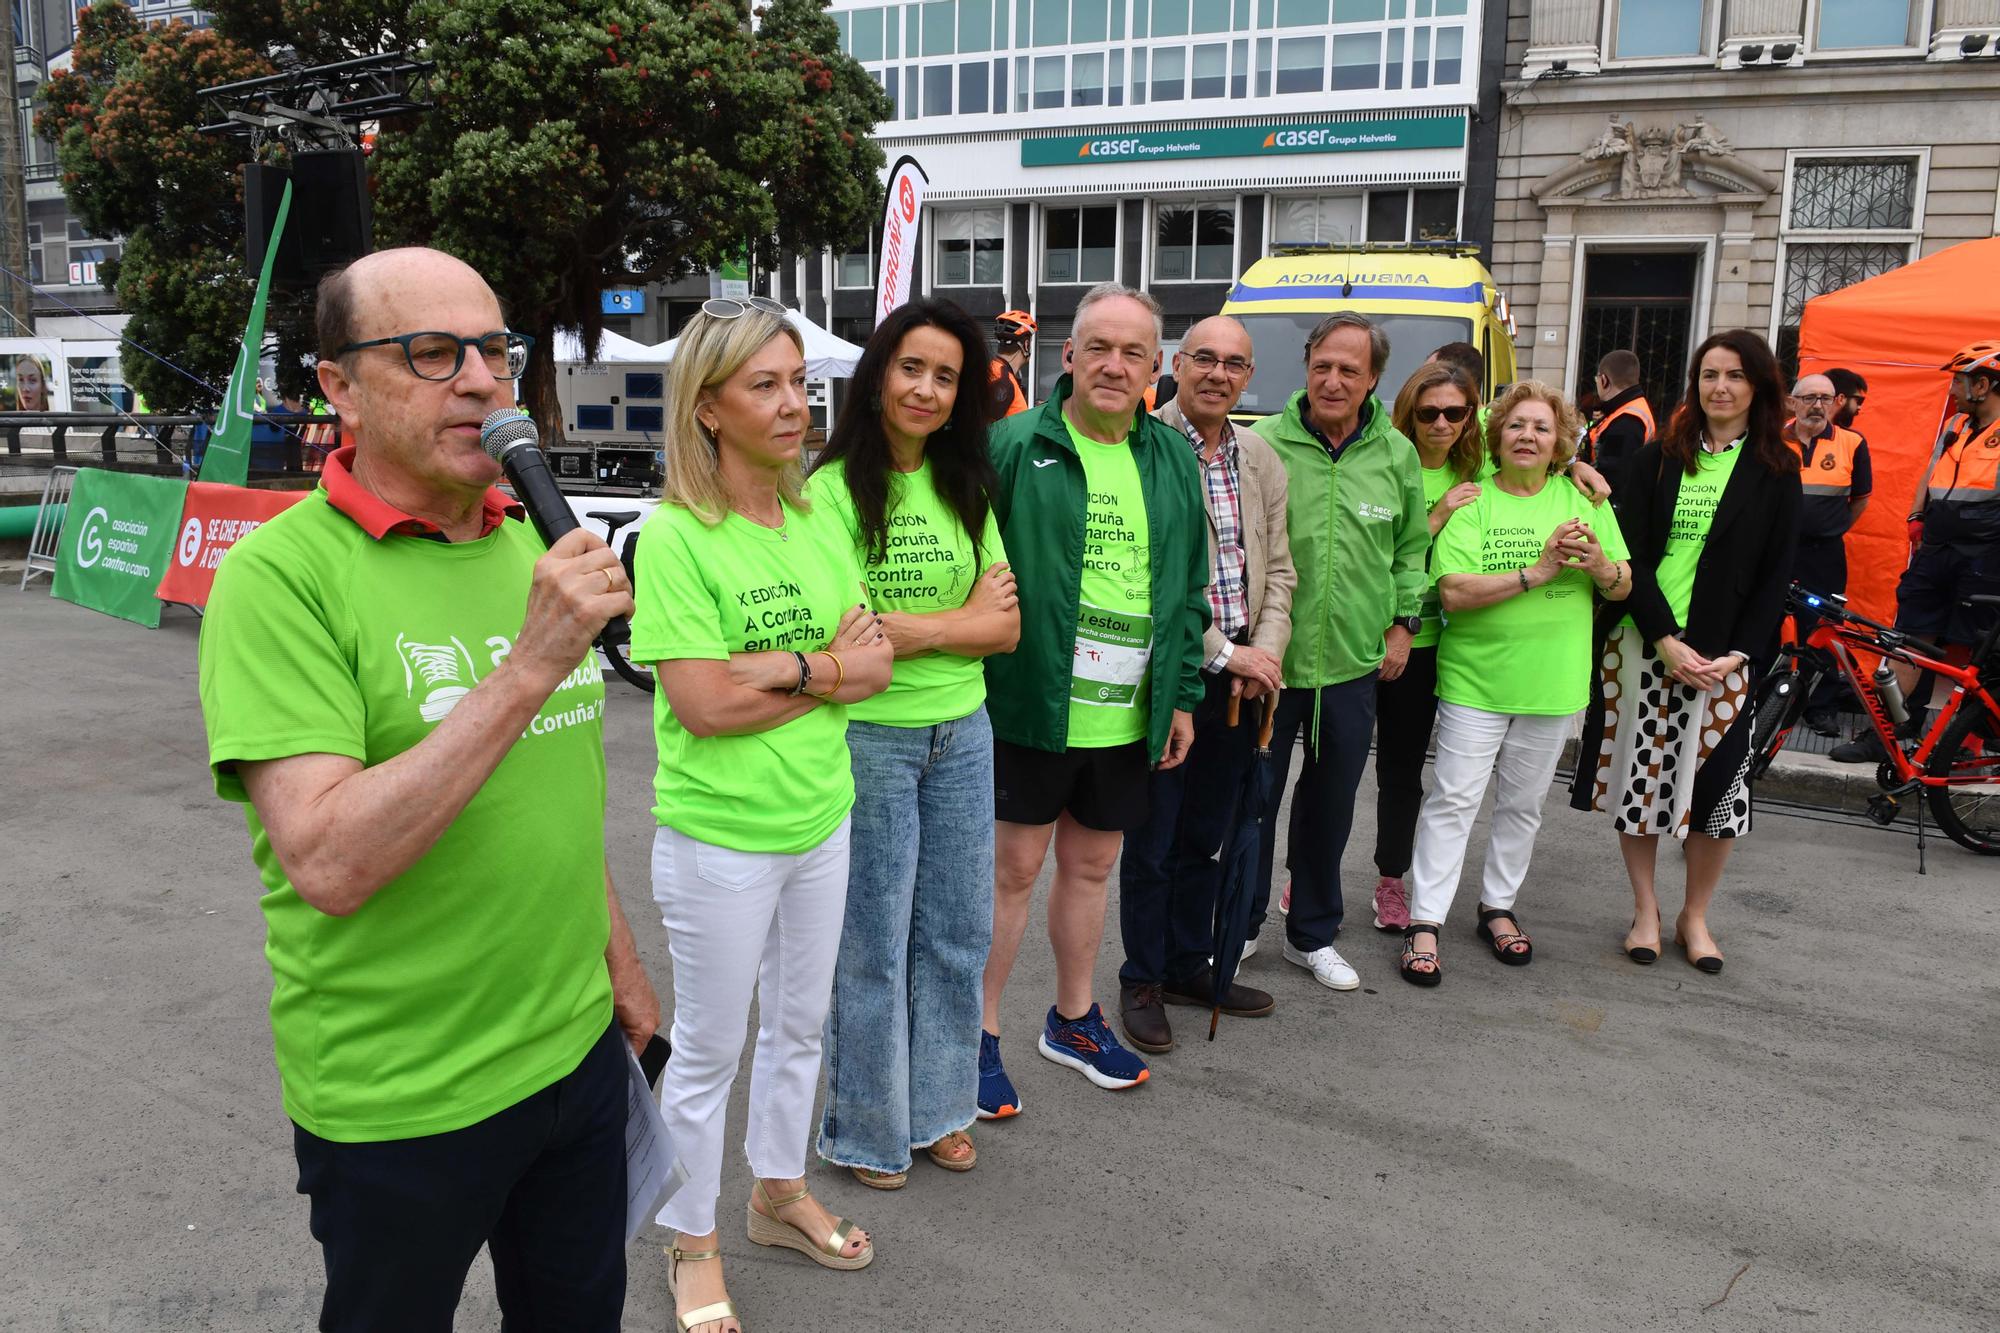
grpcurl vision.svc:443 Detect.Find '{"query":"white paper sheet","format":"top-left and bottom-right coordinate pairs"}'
top-left (625, 1049), bottom-right (686, 1243)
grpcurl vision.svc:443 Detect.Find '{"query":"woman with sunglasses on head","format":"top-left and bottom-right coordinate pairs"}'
top-left (628, 296), bottom-right (894, 1333)
top-left (1569, 330), bottom-right (1801, 976)
top-left (805, 298), bottom-right (1020, 1192)
top-left (1364, 363), bottom-right (1486, 933)
top-left (1399, 381), bottom-right (1631, 984)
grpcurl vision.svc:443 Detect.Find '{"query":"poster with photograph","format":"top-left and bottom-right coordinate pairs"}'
top-left (2, 353), bottom-right (54, 411)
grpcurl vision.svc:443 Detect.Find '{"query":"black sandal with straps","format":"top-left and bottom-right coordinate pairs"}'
top-left (1400, 923), bottom-right (1442, 987)
top-left (1476, 906), bottom-right (1533, 966)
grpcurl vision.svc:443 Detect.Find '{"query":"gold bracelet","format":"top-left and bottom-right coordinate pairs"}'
top-left (812, 651), bottom-right (846, 697)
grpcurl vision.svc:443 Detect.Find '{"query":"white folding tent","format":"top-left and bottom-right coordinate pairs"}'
top-left (645, 310), bottom-right (866, 378)
top-left (551, 328), bottom-right (662, 364)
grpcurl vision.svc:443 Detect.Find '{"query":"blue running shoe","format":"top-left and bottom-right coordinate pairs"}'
top-left (1037, 1004), bottom-right (1150, 1090)
top-left (976, 1029), bottom-right (1021, 1120)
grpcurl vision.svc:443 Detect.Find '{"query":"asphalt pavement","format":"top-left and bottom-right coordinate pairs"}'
top-left (3, 583), bottom-right (1996, 1332)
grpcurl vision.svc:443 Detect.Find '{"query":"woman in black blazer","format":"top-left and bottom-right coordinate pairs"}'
top-left (1570, 329), bottom-right (1801, 974)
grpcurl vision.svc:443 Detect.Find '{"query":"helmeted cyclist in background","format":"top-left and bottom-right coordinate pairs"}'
top-left (989, 310), bottom-right (1036, 419)
top-left (1833, 340), bottom-right (2000, 761)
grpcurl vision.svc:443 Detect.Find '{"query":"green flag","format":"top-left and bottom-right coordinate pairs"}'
top-left (200, 178), bottom-right (293, 486)
top-left (51, 467), bottom-right (190, 627)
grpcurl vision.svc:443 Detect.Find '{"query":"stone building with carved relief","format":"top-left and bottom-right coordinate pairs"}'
top-left (1489, 0), bottom-right (2000, 415)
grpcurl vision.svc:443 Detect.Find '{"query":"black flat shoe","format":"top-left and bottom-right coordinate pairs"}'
top-left (1475, 905), bottom-right (1533, 966)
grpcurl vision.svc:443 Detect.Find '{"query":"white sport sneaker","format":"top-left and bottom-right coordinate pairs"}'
top-left (1282, 941), bottom-right (1360, 991)
top-left (1209, 936), bottom-right (1259, 967)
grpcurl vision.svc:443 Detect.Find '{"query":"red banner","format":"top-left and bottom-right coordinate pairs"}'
top-left (156, 482), bottom-right (307, 607)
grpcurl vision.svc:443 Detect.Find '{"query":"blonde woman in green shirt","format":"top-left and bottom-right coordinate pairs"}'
top-left (1400, 381), bottom-right (1632, 986)
top-left (630, 301), bottom-right (893, 1333)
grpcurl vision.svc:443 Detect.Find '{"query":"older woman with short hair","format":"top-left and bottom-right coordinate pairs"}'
top-left (1400, 381), bottom-right (1632, 986)
top-left (630, 298), bottom-right (895, 1333)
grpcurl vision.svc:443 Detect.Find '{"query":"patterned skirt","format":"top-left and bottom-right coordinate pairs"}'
top-left (1584, 624), bottom-right (1754, 840)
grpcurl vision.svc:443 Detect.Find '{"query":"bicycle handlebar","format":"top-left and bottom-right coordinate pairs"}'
top-left (1785, 582), bottom-right (1946, 662)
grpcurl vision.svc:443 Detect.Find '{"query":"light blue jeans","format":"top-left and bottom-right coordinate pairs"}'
top-left (818, 706), bottom-right (994, 1173)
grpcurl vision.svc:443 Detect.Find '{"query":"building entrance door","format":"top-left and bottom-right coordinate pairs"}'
top-left (1578, 251), bottom-right (1697, 419)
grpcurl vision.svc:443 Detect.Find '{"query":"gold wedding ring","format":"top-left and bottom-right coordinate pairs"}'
top-left (602, 567), bottom-right (617, 594)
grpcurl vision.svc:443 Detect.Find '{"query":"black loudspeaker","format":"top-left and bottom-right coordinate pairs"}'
top-left (244, 162), bottom-right (305, 287)
top-left (291, 150), bottom-right (373, 275)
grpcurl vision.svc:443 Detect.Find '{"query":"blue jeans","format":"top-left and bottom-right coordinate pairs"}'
top-left (819, 707), bottom-right (994, 1173)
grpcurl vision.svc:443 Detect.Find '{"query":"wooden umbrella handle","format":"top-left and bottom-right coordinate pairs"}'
top-left (1227, 691), bottom-right (1241, 728)
top-left (1257, 695), bottom-right (1279, 747)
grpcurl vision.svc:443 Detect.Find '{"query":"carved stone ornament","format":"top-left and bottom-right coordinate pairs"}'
top-left (1534, 114), bottom-right (1776, 207)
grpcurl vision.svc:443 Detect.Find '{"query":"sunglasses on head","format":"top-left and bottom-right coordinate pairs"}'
top-left (702, 295), bottom-right (787, 320)
top-left (1415, 404), bottom-right (1471, 424)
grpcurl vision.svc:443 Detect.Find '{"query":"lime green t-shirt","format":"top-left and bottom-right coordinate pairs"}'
top-left (1064, 415), bottom-right (1153, 748)
top-left (198, 491), bottom-right (612, 1143)
top-left (1433, 477), bottom-right (1630, 716)
top-left (807, 457), bottom-right (1007, 728)
top-left (1655, 442), bottom-right (1743, 626)
top-left (629, 498), bottom-right (865, 852)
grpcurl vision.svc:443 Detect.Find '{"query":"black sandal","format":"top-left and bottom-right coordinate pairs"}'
top-left (1475, 906), bottom-right (1533, 966)
top-left (1400, 924), bottom-right (1442, 987)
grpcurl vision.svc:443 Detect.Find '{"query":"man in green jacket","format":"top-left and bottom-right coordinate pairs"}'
top-left (1251, 312), bottom-right (1428, 993)
top-left (978, 283), bottom-right (1210, 1113)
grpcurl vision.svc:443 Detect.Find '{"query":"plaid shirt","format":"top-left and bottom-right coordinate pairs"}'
top-left (1179, 416), bottom-right (1249, 671)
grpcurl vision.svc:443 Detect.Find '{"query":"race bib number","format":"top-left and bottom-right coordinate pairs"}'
top-left (1071, 601), bottom-right (1153, 707)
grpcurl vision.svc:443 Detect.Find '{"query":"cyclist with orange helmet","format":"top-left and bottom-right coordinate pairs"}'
top-left (1834, 339), bottom-right (2000, 760)
top-left (989, 310), bottom-right (1035, 419)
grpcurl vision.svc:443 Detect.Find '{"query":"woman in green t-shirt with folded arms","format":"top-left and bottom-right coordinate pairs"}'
top-left (629, 300), bottom-right (893, 1333)
top-left (1400, 381), bottom-right (1632, 986)
top-left (806, 298), bottom-right (1019, 1191)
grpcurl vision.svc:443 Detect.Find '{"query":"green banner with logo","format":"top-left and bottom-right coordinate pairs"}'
top-left (1022, 116), bottom-right (1465, 168)
top-left (201, 178), bottom-right (293, 486)
top-left (51, 468), bottom-right (191, 627)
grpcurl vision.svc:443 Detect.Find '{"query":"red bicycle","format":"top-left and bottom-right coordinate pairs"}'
top-left (1750, 585), bottom-right (2000, 854)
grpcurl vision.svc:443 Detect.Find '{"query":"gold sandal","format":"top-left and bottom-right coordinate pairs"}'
top-left (925, 1129), bottom-right (977, 1172)
top-left (746, 1180), bottom-right (874, 1270)
top-left (664, 1243), bottom-right (742, 1333)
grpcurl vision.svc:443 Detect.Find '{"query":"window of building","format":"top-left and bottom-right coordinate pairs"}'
top-left (1151, 45), bottom-right (1185, 99)
top-left (1044, 205), bottom-right (1117, 284)
top-left (994, 55), bottom-right (1009, 108)
top-left (1154, 201), bottom-right (1235, 281)
top-left (1385, 26), bottom-right (1403, 87)
top-left (1131, 45), bottom-right (1148, 101)
top-left (960, 58), bottom-right (989, 111)
top-left (1432, 26), bottom-right (1462, 82)
top-left (1813, 0), bottom-right (1917, 51)
top-left (1152, 0), bottom-right (1188, 38)
top-left (1254, 36), bottom-right (1271, 94)
top-left (935, 207), bottom-right (1006, 287)
top-left (1331, 31), bottom-right (1378, 88)
top-left (1412, 187), bottom-right (1459, 241)
top-left (958, 0), bottom-right (993, 51)
top-left (851, 8), bottom-right (885, 61)
top-left (1033, 0), bottom-right (1067, 44)
top-left (1277, 0), bottom-right (1324, 23)
top-left (1191, 42), bottom-right (1226, 96)
top-left (1074, 0), bottom-right (1110, 42)
top-left (1034, 53), bottom-right (1065, 106)
top-left (880, 67), bottom-right (898, 115)
top-left (1192, 0), bottom-right (1229, 33)
top-left (1231, 37), bottom-right (1248, 96)
top-left (923, 0), bottom-right (954, 54)
top-left (1609, 0), bottom-right (1708, 60)
top-left (1110, 48), bottom-right (1126, 103)
top-left (1775, 152), bottom-right (1923, 371)
top-left (1072, 51), bottom-right (1105, 104)
top-left (923, 63), bottom-right (954, 114)
top-left (1271, 193), bottom-right (1363, 247)
top-left (1366, 189), bottom-right (1409, 242)
top-left (837, 239), bottom-right (874, 289)
top-left (1274, 35), bottom-right (1322, 93)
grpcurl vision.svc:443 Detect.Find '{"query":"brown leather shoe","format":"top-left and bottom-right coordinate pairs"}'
top-left (1161, 967), bottom-right (1276, 1017)
top-left (1118, 982), bottom-right (1174, 1053)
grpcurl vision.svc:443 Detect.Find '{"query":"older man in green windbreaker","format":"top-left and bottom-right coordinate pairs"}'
top-left (1250, 312), bottom-right (1428, 993)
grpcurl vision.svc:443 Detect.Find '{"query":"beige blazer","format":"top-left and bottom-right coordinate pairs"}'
top-left (1153, 398), bottom-right (1295, 668)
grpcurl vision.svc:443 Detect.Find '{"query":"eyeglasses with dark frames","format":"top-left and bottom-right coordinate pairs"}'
top-left (337, 331), bottom-right (534, 382)
top-left (1183, 349), bottom-right (1253, 377)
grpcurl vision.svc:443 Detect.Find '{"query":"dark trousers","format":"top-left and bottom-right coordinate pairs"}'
top-left (1794, 535), bottom-right (1853, 713)
top-left (1372, 645), bottom-right (1439, 879)
top-left (293, 1021), bottom-right (628, 1333)
top-left (1252, 674), bottom-right (1378, 950)
top-left (1119, 669), bottom-right (1257, 985)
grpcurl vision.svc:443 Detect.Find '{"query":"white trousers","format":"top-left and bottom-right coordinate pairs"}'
top-left (651, 818), bottom-right (852, 1235)
top-left (1407, 702), bottom-right (1575, 926)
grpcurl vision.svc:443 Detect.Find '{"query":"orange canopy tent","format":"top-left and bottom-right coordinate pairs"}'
top-left (1796, 236), bottom-right (2000, 626)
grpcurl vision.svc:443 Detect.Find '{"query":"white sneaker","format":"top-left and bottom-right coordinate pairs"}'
top-left (1282, 941), bottom-right (1359, 991)
top-left (1209, 937), bottom-right (1259, 967)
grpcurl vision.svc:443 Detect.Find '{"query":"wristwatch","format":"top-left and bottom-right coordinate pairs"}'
top-left (1393, 615), bottom-right (1423, 635)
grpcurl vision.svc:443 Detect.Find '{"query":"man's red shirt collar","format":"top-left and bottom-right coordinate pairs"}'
top-left (320, 444), bottom-right (523, 540)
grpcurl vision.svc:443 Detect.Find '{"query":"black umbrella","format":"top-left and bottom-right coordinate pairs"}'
top-left (1207, 690), bottom-right (1280, 1040)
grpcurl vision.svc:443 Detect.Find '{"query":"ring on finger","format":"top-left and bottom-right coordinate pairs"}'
top-left (602, 567), bottom-right (617, 594)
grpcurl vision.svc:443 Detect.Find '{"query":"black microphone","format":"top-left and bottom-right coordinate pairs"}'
top-left (480, 408), bottom-right (630, 647)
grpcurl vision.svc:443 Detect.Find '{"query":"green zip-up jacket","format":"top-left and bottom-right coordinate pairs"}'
top-left (984, 375), bottom-right (1211, 757)
top-left (1252, 391), bottom-right (1428, 688)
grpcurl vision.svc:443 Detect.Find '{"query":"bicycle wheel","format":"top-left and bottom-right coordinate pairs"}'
top-left (600, 636), bottom-right (656, 693)
top-left (1748, 666), bottom-right (1805, 781)
top-left (1926, 703), bottom-right (2000, 855)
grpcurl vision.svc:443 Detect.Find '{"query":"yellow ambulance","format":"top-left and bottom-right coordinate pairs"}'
top-left (1220, 244), bottom-right (1518, 420)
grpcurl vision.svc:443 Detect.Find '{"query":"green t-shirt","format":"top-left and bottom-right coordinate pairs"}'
top-left (1064, 414), bottom-right (1153, 748)
top-left (1655, 442), bottom-right (1743, 626)
top-left (806, 457), bottom-right (1007, 728)
top-left (198, 491), bottom-right (612, 1143)
top-left (1433, 477), bottom-right (1630, 716)
top-left (629, 498), bottom-right (864, 852)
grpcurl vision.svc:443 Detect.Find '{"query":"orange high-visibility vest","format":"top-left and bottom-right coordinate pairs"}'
top-left (1786, 422), bottom-right (1865, 494)
top-left (990, 358), bottom-right (1028, 418)
top-left (1921, 411), bottom-right (2000, 546)
top-left (1585, 394), bottom-right (1655, 460)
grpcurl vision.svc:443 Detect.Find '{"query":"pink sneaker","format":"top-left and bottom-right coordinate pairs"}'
top-left (1373, 876), bottom-right (1410, 930)
top-left (1279, 878), bottom-right (1292, 916)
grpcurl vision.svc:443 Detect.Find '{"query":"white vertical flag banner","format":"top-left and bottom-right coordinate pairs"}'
top-left (876, 156), bottom-right (929, 324)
